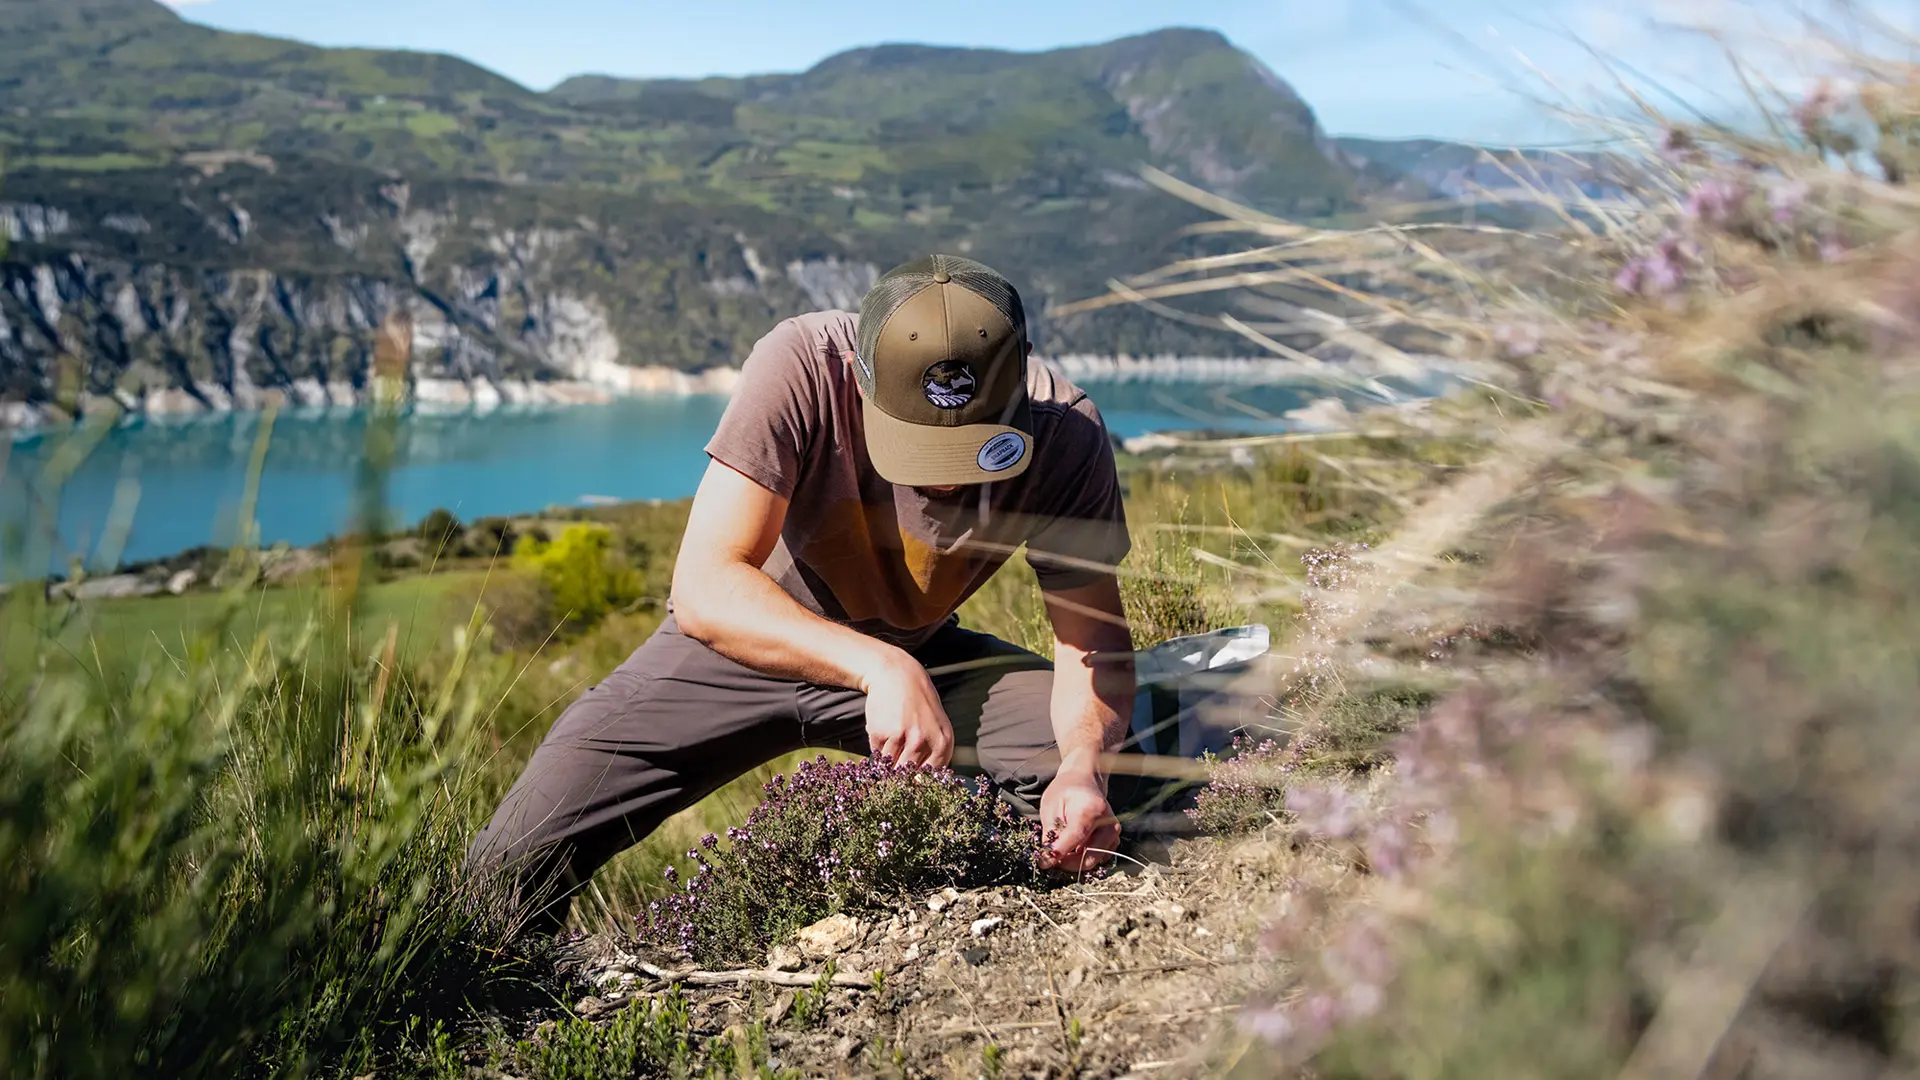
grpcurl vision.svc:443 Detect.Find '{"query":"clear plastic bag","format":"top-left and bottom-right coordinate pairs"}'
top-left (1126, 625), bottom-right (1273, 760)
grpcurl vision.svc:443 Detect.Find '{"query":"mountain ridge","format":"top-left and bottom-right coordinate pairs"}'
top-left (0, 4), bottom-right (1519, 426)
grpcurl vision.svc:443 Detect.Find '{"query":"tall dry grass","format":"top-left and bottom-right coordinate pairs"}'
top-left (1055, 4), bottom-right (1920, 1075)
top-left (0, 358), bottom-right (570, 1077)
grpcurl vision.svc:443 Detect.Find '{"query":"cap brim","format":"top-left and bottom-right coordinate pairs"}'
top-left (862, 396), bottom-right (1033, 486)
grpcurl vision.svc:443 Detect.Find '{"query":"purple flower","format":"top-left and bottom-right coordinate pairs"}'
top-left (1285, 781), bottom-right (1368, 840)
top-left (1237, 1006), bottom-right (1296, 1043)
top-left (1684, 177), bottom-right (1746, 226)
top-left (1614, 260), bottom-right (1645, 296)
top-left (1643, 251), bottom-right (1684, 296)
top-left (1363, 818), bottom-right (1413, 877)
top-left (1792, 80), bottom-right (1842, 138)
top-left (1769, 180), bottom-right (1809, 225)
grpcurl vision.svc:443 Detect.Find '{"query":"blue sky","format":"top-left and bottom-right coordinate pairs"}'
top-left (159, 0), bottom-right (1897, 144)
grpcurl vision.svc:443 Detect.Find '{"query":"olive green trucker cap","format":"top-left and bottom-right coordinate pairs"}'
top-left (852, 254), bottom-right (1034, 486)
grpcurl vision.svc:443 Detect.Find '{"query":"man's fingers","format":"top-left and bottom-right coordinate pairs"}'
top-left (899, 733), bottom-right (929, 769)
top-left (1050, 812), bottom-right (1097, 859)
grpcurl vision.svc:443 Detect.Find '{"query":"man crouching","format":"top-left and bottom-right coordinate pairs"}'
top-left (468, 254), bottom-right (1147, 931)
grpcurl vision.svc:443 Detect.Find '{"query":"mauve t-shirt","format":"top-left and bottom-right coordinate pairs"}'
top-left (700, 310), bottom-right (1131, 650)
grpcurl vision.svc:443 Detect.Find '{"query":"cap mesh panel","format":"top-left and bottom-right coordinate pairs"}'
top-left (855, 254), bottom-right (1026, 394)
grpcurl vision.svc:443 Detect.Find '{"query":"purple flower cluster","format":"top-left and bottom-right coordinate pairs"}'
top-left (1614, 232), bottom-right (1696, 298)
top-left (1614, 98), bottom-right (1876, 305)
top-left (1684, 176), bottom-right (1749, 226)
top-left (1294, 542), bottom-right (1372, 695)
top-left (1238, 675), bottom-right (1704, 1056)
top-left (1241, 913), bottom-right (1396, 1049)
top-left (1283, 781), bottom-right (1368, 840)
top-left (635, 755), bottom-right (1045, 966)
top-left (1792, 79), bottom-right (1855, 155)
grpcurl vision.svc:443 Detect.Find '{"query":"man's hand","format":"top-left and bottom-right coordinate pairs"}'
top-left (861, 654), bottom-right (955, 770)
top-left (1036, 574), bottom-right (1136, 874)
top-left (1040, 770), bottom-right (1119, 872)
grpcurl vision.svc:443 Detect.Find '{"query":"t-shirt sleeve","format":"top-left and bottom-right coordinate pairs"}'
top-left (1023, 396), bottom-right (1132, 591)
top-left (703, 318), bottom-right (817, 500)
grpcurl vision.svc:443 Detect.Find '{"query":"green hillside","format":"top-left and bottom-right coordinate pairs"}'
top-left (2, 2), bottom-right (1355, 214)
top-left (0, 0), bottom-right (1445, 415)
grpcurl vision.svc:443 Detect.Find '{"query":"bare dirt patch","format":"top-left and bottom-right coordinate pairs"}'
top-left (547, 832), bottom-right (1348, 1079)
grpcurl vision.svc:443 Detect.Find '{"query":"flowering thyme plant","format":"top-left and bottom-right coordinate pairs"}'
top-left (636, 755), bottom-right (1045, 966)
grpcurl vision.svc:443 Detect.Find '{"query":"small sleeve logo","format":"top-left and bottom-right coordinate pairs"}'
top-left (977, 432), bottom-right (1027, 473)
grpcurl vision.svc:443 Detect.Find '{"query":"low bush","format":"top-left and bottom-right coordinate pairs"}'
top-left (511, 523), bottom-right (644, 636)
top-left (509, 990), bottom-right (700, 1080)
top-left (636, 755), bottom-right (1046, 967)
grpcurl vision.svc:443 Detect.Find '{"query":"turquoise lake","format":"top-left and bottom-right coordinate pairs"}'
top-left (2, 378), bottom-right (1342, 574)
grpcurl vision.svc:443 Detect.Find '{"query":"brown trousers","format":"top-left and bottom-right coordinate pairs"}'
top-left (467, 614), bottom-right (1154, 929)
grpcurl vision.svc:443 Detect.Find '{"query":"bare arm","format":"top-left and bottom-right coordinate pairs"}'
top-left (669, 458), bottom-right (955, 767)
top-left (1037, 573), bottom-right (1136, 870)
top-left (670, 458), bottom-right (898, 688)
top-left (1042, 574), bottom-right (1137, 784)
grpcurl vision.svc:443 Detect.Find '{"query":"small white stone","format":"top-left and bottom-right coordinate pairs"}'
top-left (970, 917), bottom-right (1004, 938)
top-left (793, 912), bottom-right (863, 958)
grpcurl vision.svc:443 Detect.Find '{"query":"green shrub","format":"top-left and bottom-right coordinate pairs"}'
top-left (637, 755), bottom-right (1045, 967)
top-left (415, 507), bottom-right (464, 556)
top-left (511, 990), bottom-right (697, 1080)
top-left (510, 523), bottom-right (643, 635)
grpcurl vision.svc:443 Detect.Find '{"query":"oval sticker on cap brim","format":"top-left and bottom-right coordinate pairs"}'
top-left (978, 432), bottom-right (1027, 473)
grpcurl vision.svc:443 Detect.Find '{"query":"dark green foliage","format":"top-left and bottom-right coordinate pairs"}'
top-left (416, 507), bottom-right (463, 556)
top-left (511, 990), bottom-right (697, 1080)
top-left (503, 994), bottom-right (798, 1080)
top-left (787, 963), bottom-right (839, 1030)
top-left (0, 555), bottom-right (550, 1078)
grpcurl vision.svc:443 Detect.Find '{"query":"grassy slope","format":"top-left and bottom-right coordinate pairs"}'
top-left (62, 569), bottom-right (481, 670)
top-left (70, 422), bottom-right (1469, 948)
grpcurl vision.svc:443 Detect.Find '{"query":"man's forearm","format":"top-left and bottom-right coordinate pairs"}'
top-left (1040, 575), bottom-right (1138, 789)
top-left (673, 559), bottom-right (905, 692)
top-left (1050, 642), bottom-right (1135, 788)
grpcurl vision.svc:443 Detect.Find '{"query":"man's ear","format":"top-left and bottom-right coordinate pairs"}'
top-left (1024, 341), bottom-right (1034, 357)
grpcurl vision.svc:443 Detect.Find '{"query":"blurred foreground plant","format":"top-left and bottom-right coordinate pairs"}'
top-left (0, 573), bottom-right (549, 1078)
top-left (1092, 7), bottom-right (1920, 1077)
top-left (0, 358), bottom-right (561, 1076)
